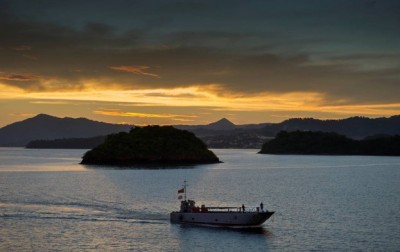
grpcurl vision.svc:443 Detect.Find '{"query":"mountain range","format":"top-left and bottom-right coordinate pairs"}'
top-left (0, 114), bottom-right (131, 147)
top-left (1, 114), bottom-right (400, 148)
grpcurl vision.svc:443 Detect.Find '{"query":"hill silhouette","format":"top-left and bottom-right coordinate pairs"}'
top-left (0, 114), bottom-right (131, 146)
top-left (205, 118), bottom-right (237, 130)
top-left (262, 116), bottom-right (400, 139)
top-left (81, 126), bottom-right (220, 166)
top-left (2, 114), bottom-right (400, 148)
top-left (259, 131), bottom-right (400, 156)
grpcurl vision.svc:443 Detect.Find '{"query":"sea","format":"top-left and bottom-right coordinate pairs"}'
top-left (0, 148), bottom-right (399, 251)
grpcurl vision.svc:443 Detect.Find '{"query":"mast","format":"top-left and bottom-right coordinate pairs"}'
top-left (183, 180), bottom-right (187, 201)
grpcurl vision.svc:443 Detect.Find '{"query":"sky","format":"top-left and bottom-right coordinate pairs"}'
top-left (1, 0), bottom-right (400, 127)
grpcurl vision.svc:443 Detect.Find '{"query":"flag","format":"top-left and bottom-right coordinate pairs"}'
top-left (178, 188), bottom-right (184, 194)
top-left (178, 195), bottom-right (183, 200)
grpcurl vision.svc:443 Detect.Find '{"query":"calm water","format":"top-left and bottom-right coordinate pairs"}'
top-left (0, 148), bottom-right (399, 251)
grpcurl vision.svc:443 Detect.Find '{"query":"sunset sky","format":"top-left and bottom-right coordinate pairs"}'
top-left (1, 0), bottom-right (400, 127)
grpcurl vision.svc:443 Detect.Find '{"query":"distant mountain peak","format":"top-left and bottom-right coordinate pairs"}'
top-left (218, 117), bottom-right (235, 124)
top-left (33, 113), bottom-right (57, 119)
top-left (206, 118), bottom-right (236, 130)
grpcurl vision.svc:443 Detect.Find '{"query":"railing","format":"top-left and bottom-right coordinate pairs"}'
top-left (196, 206), bottom-right (264, 213)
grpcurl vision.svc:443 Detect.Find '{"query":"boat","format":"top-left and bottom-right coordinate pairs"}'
top-left (170, 181), bottom-right (274, 228)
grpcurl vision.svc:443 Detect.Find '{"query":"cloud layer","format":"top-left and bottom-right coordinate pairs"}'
top-left (0, 0), bottom-right (400, 126)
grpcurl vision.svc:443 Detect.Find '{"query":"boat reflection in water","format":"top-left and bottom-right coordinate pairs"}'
top-left (170, 181), bottom-right (274, 228)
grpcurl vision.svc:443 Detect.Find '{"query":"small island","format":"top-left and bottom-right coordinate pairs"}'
top-left (81, 126), bottom-right (220, 166)
top-left (259, 131), bottom-right (400, 156)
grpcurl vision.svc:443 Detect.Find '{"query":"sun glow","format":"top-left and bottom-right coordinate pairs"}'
top-left (3, 83), bottom-right (325, 111)
top-left (1, 82), bottom-right (400, 126)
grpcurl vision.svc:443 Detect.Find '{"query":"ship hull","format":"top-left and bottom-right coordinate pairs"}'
top-left (170, 211), bottom-right (274, 227)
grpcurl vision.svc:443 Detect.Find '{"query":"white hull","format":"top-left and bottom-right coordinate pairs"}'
top-left (170, 211), bottom-right (274, 227)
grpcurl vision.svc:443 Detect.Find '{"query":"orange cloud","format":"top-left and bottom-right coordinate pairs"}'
top-left (94, 110), bottom-right (195, 118)
top-left (30, 101), bottom-right (70, 105)
top-left (0, 72), bottom-right (40, 81)
top-left (10, 113), bottom-right (36, 117)
top-left (94, 110), bottom-right (172, 118)
top-left (94, 109), bottom-right (197, 122)
top-left (110, 65), bottom-right (160, 78)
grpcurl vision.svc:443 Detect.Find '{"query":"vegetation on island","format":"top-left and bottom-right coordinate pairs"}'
top-left (81, 126), bottom-right (220, 166)
top-left (259, 131), bottom-right (400, 156)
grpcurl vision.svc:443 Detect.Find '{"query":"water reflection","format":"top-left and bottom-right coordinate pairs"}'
top-left (81, 163), bottom-right (200, 170)
top-left (178, 224), bottom-right (272, 235)
top-left (174, 224), bottom-right (272, 251)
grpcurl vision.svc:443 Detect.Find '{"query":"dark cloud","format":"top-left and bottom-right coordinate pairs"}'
top-left (0, 0), bottom-right (399, 104)
top-left (166, 31), bottom-right (259, 47)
